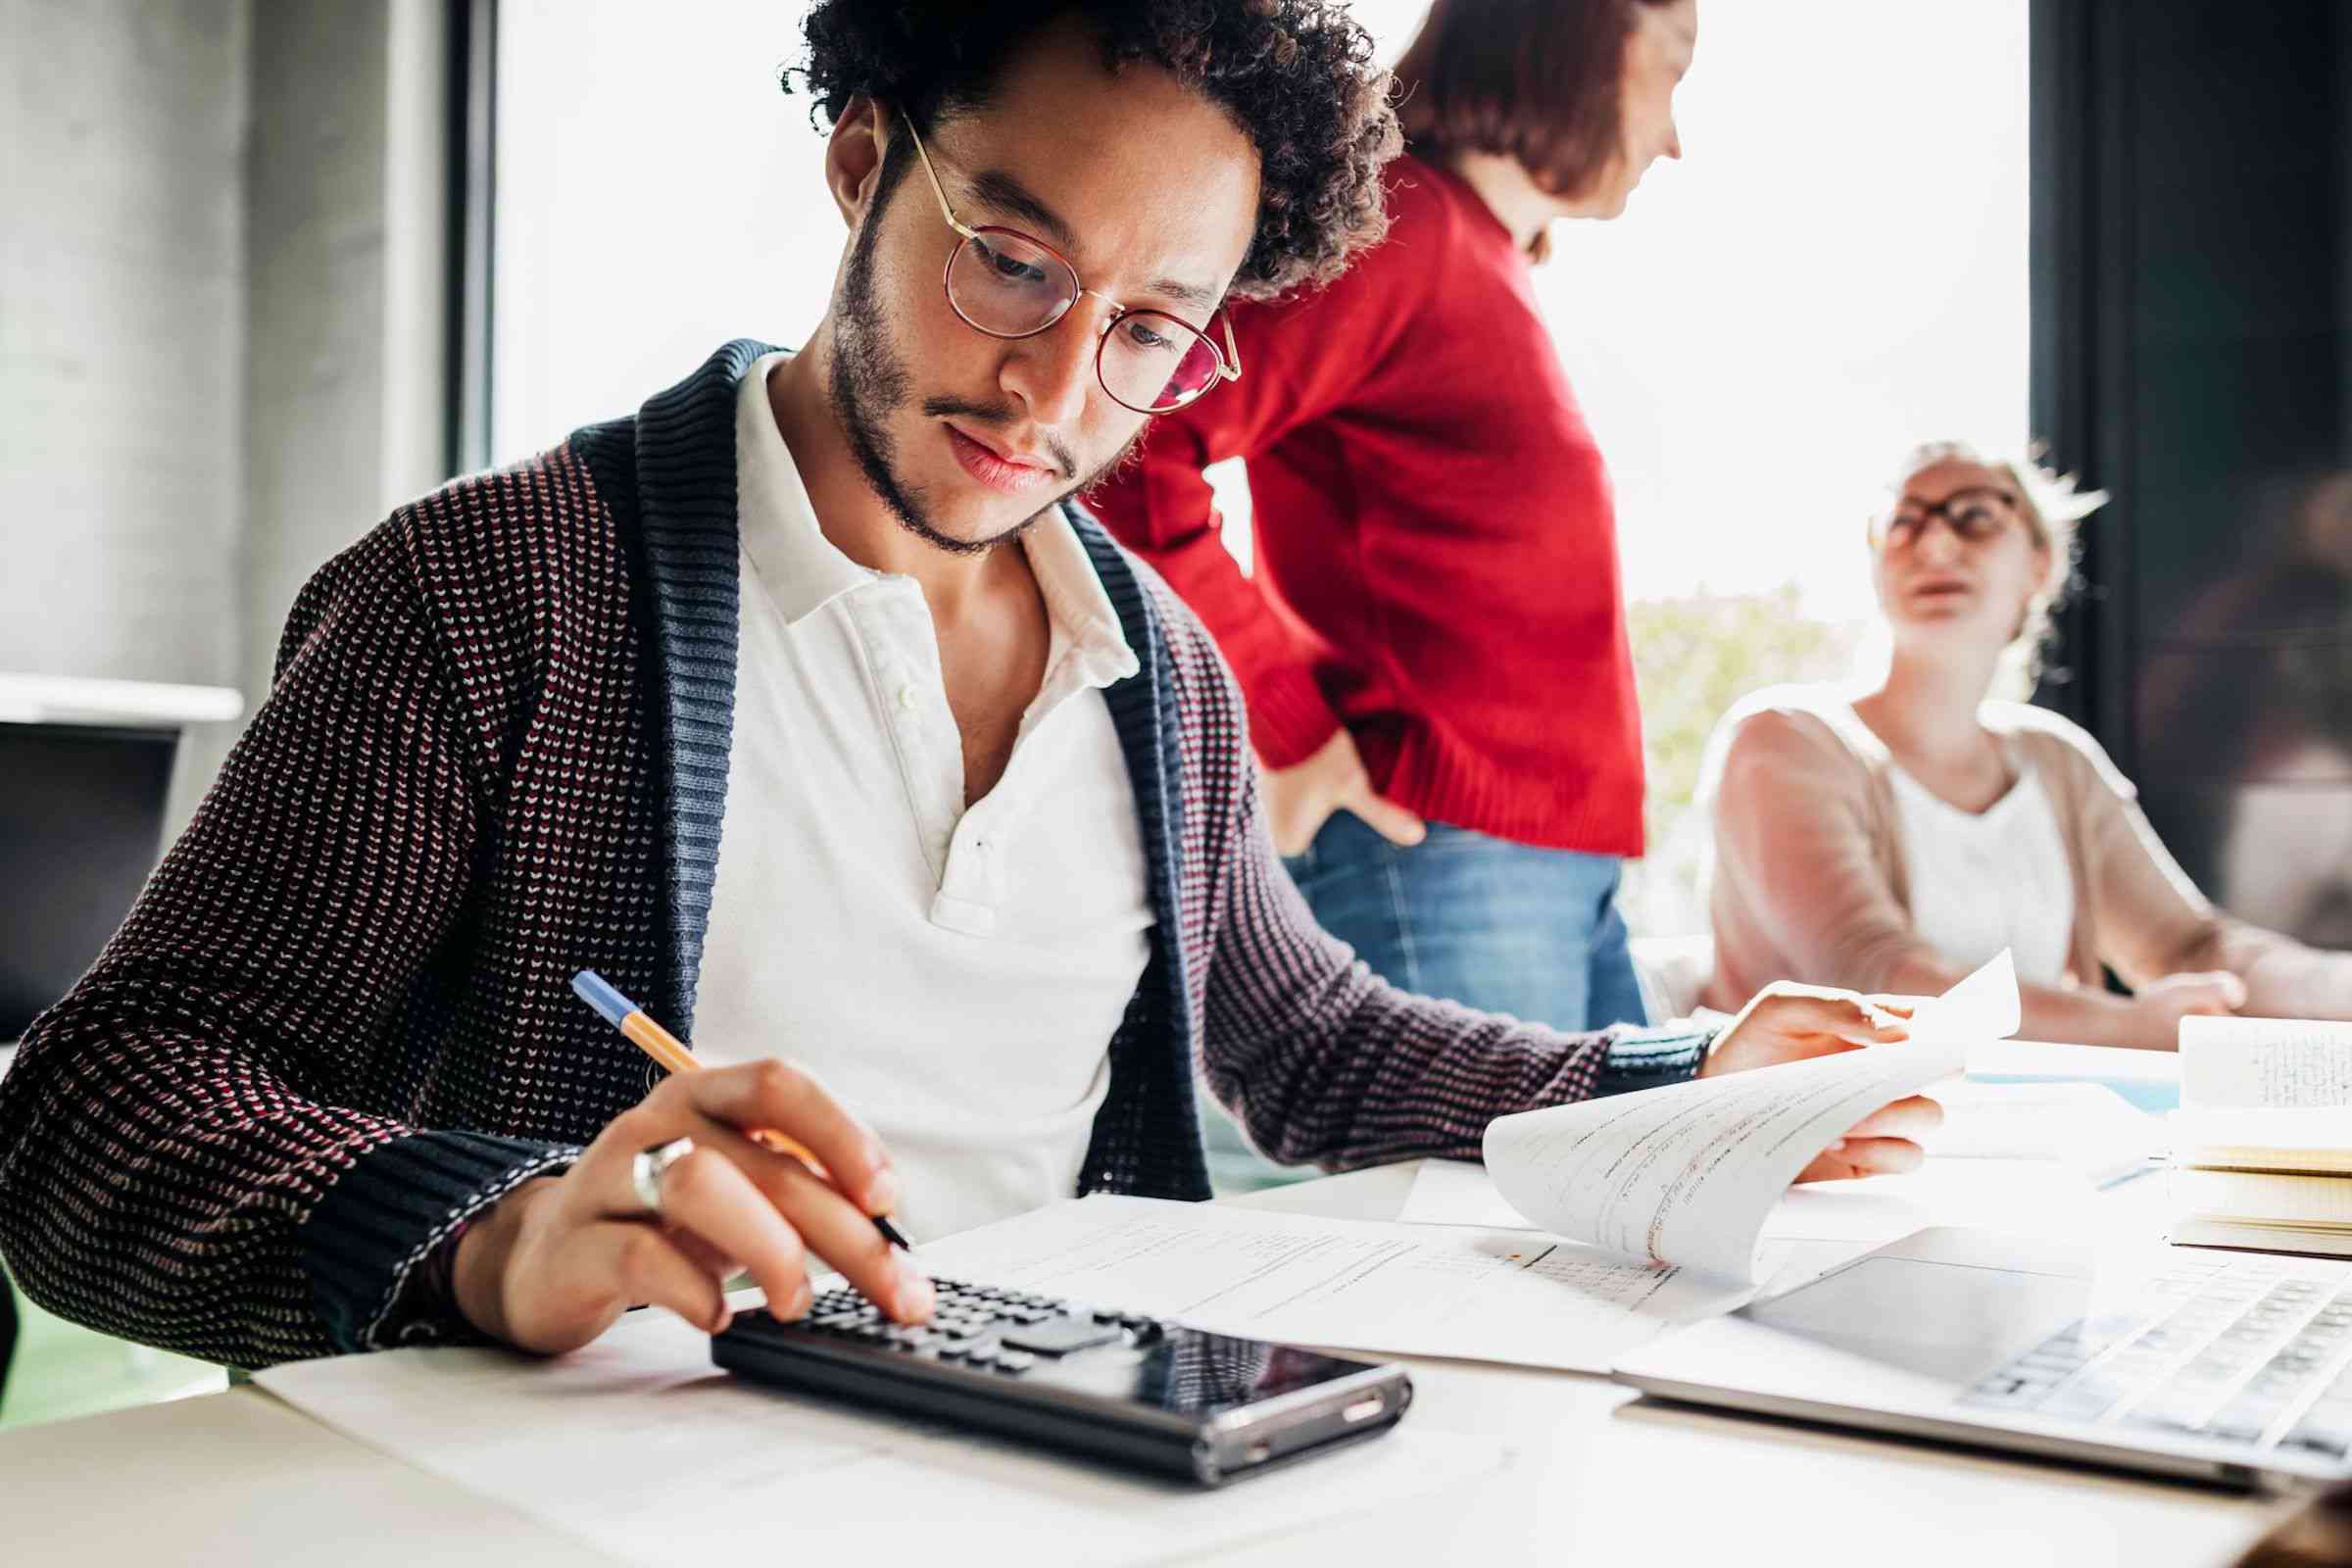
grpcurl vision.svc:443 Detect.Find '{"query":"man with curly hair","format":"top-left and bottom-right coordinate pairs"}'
top-left (0, 0), bottom-right (1932, 1367)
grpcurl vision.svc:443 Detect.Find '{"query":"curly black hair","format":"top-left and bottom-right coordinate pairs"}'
top-left (788, 0), bottom-right (1400, 300)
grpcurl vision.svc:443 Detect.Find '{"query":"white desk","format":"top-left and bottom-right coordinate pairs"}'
top-left (0, 1157), bottom-right (2293, 1567)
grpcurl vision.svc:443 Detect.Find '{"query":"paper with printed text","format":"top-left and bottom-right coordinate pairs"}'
top-left (1482, 953), bottom-right (2020, 1282)
top-left (915, 1195), bottom-right (1772, 1373)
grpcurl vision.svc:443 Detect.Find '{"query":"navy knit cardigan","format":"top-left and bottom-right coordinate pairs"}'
top-left (0, 342), bottom-right (1707, 1368)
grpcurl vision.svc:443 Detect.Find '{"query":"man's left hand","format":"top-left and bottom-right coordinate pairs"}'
top-left (1701, 986), bottom-right (1942, 1182)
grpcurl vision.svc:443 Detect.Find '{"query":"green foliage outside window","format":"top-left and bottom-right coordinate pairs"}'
top-left (1620, 587), bottom-right (1862, 936)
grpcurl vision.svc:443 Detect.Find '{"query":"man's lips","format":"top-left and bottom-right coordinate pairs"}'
top-left (945, 421), bottom-right (1058, 494)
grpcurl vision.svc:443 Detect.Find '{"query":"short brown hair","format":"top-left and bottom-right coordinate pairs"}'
top-left (1393, 0), bottom-right (1669, 201)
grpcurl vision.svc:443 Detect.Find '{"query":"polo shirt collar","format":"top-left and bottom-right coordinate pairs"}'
top-left (734, 353), bottom-right (1140, 691)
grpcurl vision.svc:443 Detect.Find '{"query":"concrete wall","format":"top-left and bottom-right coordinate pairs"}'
top-left (1, 0), bottom-right (450, 839)
top-left (243, 0), bottom-right (447, 749)
top-left (0, 0), bottom-right (251, 816)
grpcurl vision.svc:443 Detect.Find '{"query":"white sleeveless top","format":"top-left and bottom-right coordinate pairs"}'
top-left (1884, 736), bottom-right (2077, 987)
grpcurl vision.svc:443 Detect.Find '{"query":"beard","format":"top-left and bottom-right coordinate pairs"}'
top-left (826, 185), bottom-right (1140, 558)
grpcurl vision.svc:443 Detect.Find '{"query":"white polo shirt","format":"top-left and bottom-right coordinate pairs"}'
top-left (692, 355), bottom-right (1154, 1243)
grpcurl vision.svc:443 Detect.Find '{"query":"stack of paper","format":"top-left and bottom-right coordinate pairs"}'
top-left (916, 1195), bottom-right (1767, 1374)
top-left (903, 957), bottom-right (2025, 1376)
top-left (255, 1306), bottom-right (1511, 1568)
top-left (2171, 1017), bottom-right (2352, 1257)
top-left (1476, 951), bottom-right (2020, 1280)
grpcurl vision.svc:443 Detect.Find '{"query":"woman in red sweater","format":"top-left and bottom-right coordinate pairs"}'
top-left (1088, 0), bottom-right (1694, 1067)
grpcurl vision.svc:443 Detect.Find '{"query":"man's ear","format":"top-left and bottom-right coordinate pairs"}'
top-left (825, 94), bottom-right (894, 230)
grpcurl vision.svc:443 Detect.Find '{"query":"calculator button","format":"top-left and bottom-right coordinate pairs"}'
top-left (994, 1350), bottom-right (1036, 1374)
top-left (1001, 1316), bottom-right (1125, 1355)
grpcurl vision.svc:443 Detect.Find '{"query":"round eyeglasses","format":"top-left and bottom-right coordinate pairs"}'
top-left (1874, 487), bottom-right (2026, 551)
top-left (905, 118), bottom-right (1242, 416)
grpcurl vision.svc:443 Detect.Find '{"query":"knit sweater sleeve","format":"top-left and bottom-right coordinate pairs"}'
top-left (0, 520), bottom-right (576, 1368)
top-left (1170, 604), bottom-right (1708, 1167)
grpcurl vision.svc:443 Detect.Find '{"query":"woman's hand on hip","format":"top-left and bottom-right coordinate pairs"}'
top-left (1260, 729), bottom-right (1425, 857)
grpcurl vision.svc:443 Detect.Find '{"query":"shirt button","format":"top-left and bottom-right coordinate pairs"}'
top-left (897, 685), bottom-right (916, 710)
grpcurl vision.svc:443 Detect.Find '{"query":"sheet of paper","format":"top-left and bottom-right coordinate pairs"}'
top-left (1397, 1157), bottom-right (1537, 1230)
top-left (1922, 1080), bottom-right (2163, 1180)
top-left (1402, 1155), bottom-right (2111, 1246)
top-left (2180, 1015), bottom-right (2352, 1109)
top-left (916, 1194), bottom-right (1767, 1373)
top-left (257, 1305), bottom-right (1510, 1568)
top-left (1397, 1152), bottom-right (2131, 1304)
top-left (1481, 952), bottom-right (2020, 1282)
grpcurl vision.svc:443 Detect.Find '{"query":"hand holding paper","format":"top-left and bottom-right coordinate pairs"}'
top-left (1484, 953), bottom-right (2021, 1283)
top-left (1698, 984), bottom-right (1936, 1181)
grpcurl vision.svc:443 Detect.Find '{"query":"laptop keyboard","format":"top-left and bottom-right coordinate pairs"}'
top-left (1957, 1252), bottom-right (2352, 1458)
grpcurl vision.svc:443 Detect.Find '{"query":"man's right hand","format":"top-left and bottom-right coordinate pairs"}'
top-left (452, 1060), bottom-right (932, 1354)
top-left (1261, 729), bottom-right (1426, 857)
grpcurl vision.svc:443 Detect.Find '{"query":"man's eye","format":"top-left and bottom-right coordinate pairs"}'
top-left (1953, 505), bottom-right (1996, 532)
top-left (1121, 318), bottom-right (1176, 354)
top-left (975, 240), bottom-right (1045, 284)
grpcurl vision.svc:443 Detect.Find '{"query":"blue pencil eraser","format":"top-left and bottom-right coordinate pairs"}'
top-left (571, 969), bottom-right (635, 1028)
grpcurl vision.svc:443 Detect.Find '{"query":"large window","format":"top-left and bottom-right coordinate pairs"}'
top-left (494, 1), bottom-right (2029, 934)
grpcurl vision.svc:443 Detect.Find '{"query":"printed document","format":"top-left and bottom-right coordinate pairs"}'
top-left (1404, 1153), bottom-right (2116, 1240)
top-left (916, 1196), bottom-right (1769, 1372)
top-left (1481, 953), bottom-right (2020, 1282)
top-left (256, 1306), bottom-right (1509, 1568)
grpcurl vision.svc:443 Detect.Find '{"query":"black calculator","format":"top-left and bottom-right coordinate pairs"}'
top-left (711, 1276), bottom-right (1412, 1486)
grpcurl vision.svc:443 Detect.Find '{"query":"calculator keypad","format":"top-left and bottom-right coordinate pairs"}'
top-left (774, 1276), bottom-right (1165, 1375)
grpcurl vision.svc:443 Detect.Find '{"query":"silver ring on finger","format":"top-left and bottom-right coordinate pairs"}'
top-left (630, 1136), bottom-right (696, 1217)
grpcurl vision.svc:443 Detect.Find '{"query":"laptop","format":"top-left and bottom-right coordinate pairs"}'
top-left (0, 721), bottom-right (176, 1042)
top-left (1612, 1227), bottom-right (2352, 1491)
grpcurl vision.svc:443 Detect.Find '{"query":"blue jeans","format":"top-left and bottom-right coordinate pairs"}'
top-left (1288, 813), bottom-right (1646, 1031)
top-left (1200, 812), bottom-right (1647, 1193)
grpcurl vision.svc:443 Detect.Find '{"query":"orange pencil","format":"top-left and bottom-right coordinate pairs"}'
top-left (571, 969), bottom-right (910, 1250)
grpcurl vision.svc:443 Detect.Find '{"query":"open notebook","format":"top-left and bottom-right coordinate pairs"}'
top-left (2172, 1017), bottom-right (2352, 1257)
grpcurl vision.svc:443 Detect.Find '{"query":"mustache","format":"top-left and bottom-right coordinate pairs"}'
top-left (919, 396), bottom-right (1078, 481)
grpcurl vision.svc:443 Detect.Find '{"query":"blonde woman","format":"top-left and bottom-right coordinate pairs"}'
top-left (1701, 441), bottom-right (2352, 1049)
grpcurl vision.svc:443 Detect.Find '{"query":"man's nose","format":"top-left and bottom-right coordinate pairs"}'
top-left (1661, 120), bottom-right (1683, 162)
top-left (999, 310), bottom-right (1095, 428)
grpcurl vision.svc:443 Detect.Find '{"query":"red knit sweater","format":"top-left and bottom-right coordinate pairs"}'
top-left (1086, 155), bottom-right (1645, 856)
